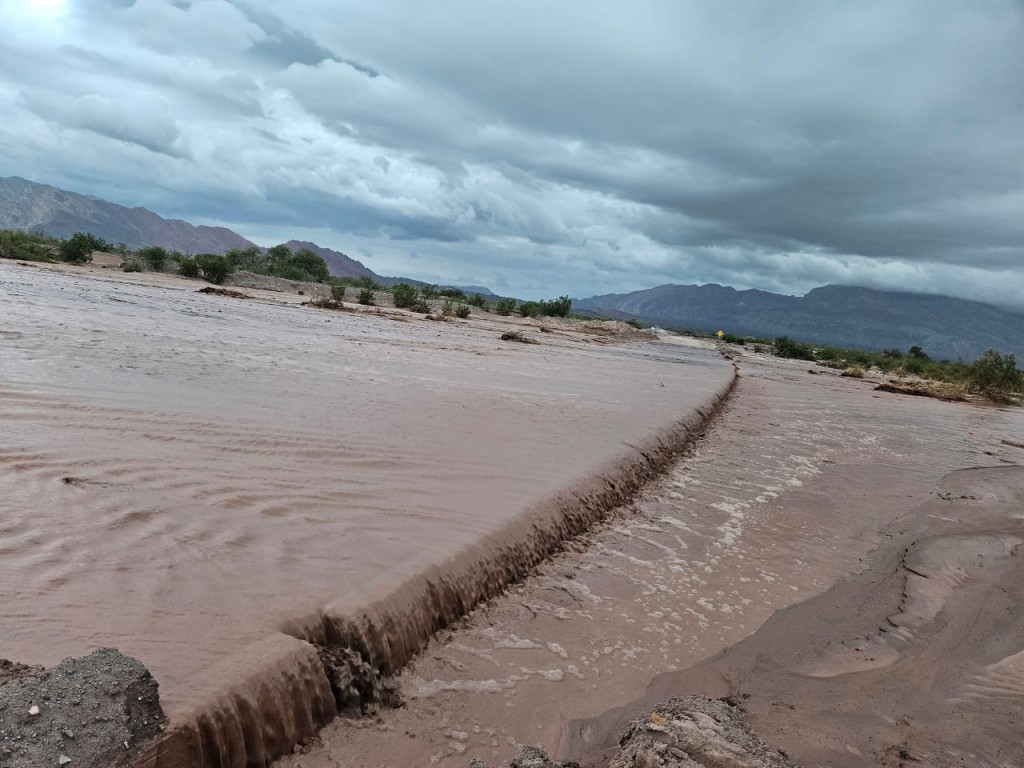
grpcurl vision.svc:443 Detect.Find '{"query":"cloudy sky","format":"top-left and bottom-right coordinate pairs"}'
top-left (1, 0), bottom-right (1022, 304)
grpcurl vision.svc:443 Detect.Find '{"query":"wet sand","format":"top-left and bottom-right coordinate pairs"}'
top-left (280, 353), bottom-right (1024, 767)
top-left (0, 261), bottom-right (732, 730)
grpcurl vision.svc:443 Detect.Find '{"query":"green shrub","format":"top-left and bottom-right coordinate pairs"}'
top-left (358, 287), bottom-right (375, 305)
top-left (439, 287), bottom-right (466, 299)
top-left (136, 246), bottom-right (168, 271)
top-left (194, 254), bottom-right (232, 284)
top-left (455, 303), bottom-right (471, 318)
top-left (392, 283), bottom-right (418, 309)
top-left (178, 257), bottom-right (200, 278)
top-left (968, 349), bottom-right (1021, 398)
top-left (412, 298), bottom-right (430, 314)
top-left (58, 232), bottom-right (110, 264)
top-left (518, 301), bottom-right (542, 318)
top-left (467, 294), bottom-right (486, 307)
top-left (420, 284), bottom-right (439, 299)
top-left (0, 229), bottom-right (58, 261)
top-left (495, 298), bottom-right (516, 316)
top-left (539, 295), bottom-right (572, 317)
top-left (441, 298), bottom-right (455, 317)
top-left (772, 336), bottom-right (815, 361)
top-left (331, 284), bottom-right (348, 302)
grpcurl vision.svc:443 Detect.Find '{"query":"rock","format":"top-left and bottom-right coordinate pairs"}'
top-left (28, 705), bottom-right (40, 716)
top-left (470, 697), bottom-right (798, 768)
top-left (59, 756), bottom-right (72, 765)
top-left (610, 696), bottom-right (799, 768)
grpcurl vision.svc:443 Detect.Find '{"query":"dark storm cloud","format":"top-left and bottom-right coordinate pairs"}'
top-left (1, 0), bottom-right (1022, 305)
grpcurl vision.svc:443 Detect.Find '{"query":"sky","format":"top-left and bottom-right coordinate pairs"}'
top-left (1, 0), bottom-right (1022, 305)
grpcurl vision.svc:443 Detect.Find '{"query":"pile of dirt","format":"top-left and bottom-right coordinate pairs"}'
top-left (470, 696), bottom-right (798, 768)
top-left (0, 648), bottom-right (164, 768)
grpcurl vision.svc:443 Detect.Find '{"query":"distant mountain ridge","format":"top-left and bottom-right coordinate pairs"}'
top-left (0, 176), bottom-right (492, 291)
top-left (0, 176), bottom-right (254, 254)
top-left (575, 283), bottom-right (1024, 362)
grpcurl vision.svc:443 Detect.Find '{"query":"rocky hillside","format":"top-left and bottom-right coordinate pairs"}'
top-left (575, 283), bottom-right (1024, 362)
top-left (0, 176), bottom-right (253, 254)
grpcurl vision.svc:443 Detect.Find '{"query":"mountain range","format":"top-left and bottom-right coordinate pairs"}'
top-left (3, 175), bottom-right (1020, 361)
top-left (574, 283), bottom-right (1024, 362)
top-left (0, 176), bottom-right (379, 279)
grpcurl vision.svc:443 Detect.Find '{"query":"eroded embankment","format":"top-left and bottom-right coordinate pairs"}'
top-left (130, 366), bottom-right (738, 768)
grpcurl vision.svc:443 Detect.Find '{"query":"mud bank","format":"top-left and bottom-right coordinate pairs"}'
top-left (0, 261), bottom-right (735, 766)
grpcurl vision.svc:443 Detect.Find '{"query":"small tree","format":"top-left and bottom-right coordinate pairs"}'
top-left (194, 254), bottom-right (232, 284)
top-left (968, 349), bottom-right (1021, 399)
top-left (58, 232), bottom-right (109, 264)
top-left (178, 257), bottom-right (199, 278)
top-left (291, 248), bottom-right (329, 282)
top-left (455, 303), bottom-right (471, 318)
top-left (392, 283), bottom-right (418, 309)
top-left (358, 287), bottom-right (375, 305)
top-left (518, 301), bottom-right (542, 318)
top-left (494, 298), bottom-right (516, 316)
top-left (137, 246), bottom-right (168, 271)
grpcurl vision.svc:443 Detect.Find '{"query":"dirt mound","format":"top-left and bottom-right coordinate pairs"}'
top-left (0, 648), bottom-right (164, 768)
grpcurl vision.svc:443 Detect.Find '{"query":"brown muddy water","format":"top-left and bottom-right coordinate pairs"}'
top-left (279, 352), bottom-right (1024, 768)
top-left (0, 263), bottom-right (732, 748)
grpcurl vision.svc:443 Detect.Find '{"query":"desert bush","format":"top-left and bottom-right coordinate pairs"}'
top-left (177, 257), bottom-right (200, 278)
top-left (392, 283), bottom-right (418, 309)
top-left (441, 298), bottom-right (456, 317)
top-left (721, 333), bottom-right (745, 345)
top-left (467, 294), bottom-right (486, 307)
top-left (0, 229), bottom-right (58, 261)
top-left (136, 246), bottom-right (168, 271)
top-left (412, 298), bottom-right (430, 314)
top-left (439, 287), bottom-right (466, 299)
top-left (194, 254), bottom-right (232, 284)
top-left (331, 284), bottom-right (348, 302)
top-left (841, 366), bottom-right (866, 378)
top-left (58, 232), bottom-right (110, 264)
top-left (968, 349), bottom-right (1021, 399)
top-left (495, 298), bottom-right (516, 316)
top-left (772, 336), bottom-right (815, 361)
top-left (539, 295), bottom-right (572, 317)
top-left (121, 259), bottom-right (141, 273)
top-left (518, 301), bottom-right (542, 318)
top-left (358, 287), bottom-right (375, 305)
top-left (420, 284), bottom-right (439, 299)
top-left (455, 303), bottom-right (471, 318)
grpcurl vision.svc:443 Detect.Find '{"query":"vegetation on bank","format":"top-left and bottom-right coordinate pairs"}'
top-left (743, 334), bottom-right (1021, 403)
